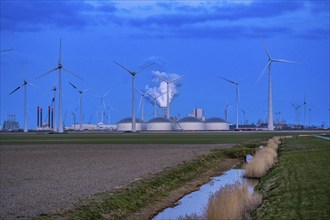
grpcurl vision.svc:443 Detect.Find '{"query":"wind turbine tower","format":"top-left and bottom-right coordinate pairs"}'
top-left (147, 92), bottom-right (162, 118)
top-left (158, 75), bottom-right (184, 119)
top-left (69, 82), bottom-right (88, 131)
top-left (291, 103), bottom-right (301, 126)
top-left (9, 77), bottom-right (35, 132)
top-left (94, 91), bottom-right (110, 124)
top-left (257, 36), bottom-right (297, 130)
top-left (50, 84), bottom-right (57, 131)
top-left (136, 88), bottom-right (149, 121)
top-left (36, 38), bottom-right (82, 133)
top-left (303, 95), bottom-right (307, 128)
top-left (114, 61), bottom-right (154, 132)
top-left (219, 76), bottom-right (239, 130)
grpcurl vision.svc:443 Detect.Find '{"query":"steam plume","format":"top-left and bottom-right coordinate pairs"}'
top-left (146, 70), bottom-right (181, 108)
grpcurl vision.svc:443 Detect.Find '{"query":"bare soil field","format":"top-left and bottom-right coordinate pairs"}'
top-left (0, 143), bottom-right (232, 219)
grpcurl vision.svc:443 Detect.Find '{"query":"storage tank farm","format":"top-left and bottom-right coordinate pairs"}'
top-left (146, 117), bottom-right (173, 131)
top-left (116, 117), bottom-right (144, 132)
top-left (204, 117), bottom-right (229, 130)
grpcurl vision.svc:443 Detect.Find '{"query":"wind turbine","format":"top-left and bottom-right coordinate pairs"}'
top-left (9, 75), bottom-right (36, 132)
top-left (157, 75), bottom-right (184, 119)
top-left (69, 82), bottom-right (89, 131)
top-left (257, 36), bottom-right (297, 131)
top-left (291, 103), bottom-right (301, 126)
top-left (71, 108), bottom-right (78, 130)
top-left (219, 76), bottom-right (239, 130)
top-left (36, 38), bottom-right (83, 133)
top-left (114, 61), bottom-right (154, 132)
top-left (106, 105), bottom-right (118, 127)
top-left (303, 95), bottom-right (307, 128)
top-left (224, 104), bottom-right (232, 122)
top-left (242, 110), bottom-right (246, 125)
top-left (94, 90), bottom-right (110, 124)
top-left (146, 91), bottom-right (163, 118)
top-left (136, 88), bottom-right (149, 121)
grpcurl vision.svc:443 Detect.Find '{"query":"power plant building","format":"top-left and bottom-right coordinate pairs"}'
top-left (177, 116), bottom-right (204, 131)
top-left (204, 117), bottom-right (229, 130)
top-left (117, 117), bottom-right (144, 131)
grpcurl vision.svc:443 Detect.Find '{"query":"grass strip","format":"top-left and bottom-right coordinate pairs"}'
top-left (1, 132), bottom-right (288, 145)
top-left (253, 136), bottom-right (330, 219)
top-left (37, 146), bottom-right (256, 220)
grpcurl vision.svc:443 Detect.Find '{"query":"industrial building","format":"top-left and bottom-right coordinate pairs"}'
top-left (204, 117), bottom-right (229, 130)
top-left (146, 117), bottom-right (173, 131)
top-left (117, 117), bottom-right (144, 131)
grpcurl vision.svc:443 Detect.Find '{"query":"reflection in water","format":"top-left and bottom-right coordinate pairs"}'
top-left (153, 169), bottom-right (256, 220)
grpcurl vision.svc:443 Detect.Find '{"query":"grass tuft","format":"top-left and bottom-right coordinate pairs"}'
top-left (243, 137), bottom-right (283, 179)
top-left (206, 183), bottom-right (262, 220)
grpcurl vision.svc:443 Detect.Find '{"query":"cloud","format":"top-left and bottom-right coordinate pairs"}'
top-left (1, 0), bottom-right (327, 40)
top-left (126, 1), bottom-right (304, 27)
top-left (0, 1), bottom-right (116, 32)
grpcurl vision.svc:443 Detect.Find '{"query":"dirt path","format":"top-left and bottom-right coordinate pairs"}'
top-left (0, 143), bottom-right (232, 219)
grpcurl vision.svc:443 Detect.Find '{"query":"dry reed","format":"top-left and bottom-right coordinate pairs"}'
top-left (244, 138), bottom-right (279, 178)
top-left (206, 183), bottom-right (262, 220)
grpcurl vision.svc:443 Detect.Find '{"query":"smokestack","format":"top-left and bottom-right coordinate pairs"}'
top-left (40, 108), bottom-right (43, 128)
top-left (37, 106), bottom-right (40, 128)
top-left (48, 106), bottom-right (51, 129)
top-left (51, 108), bottom-right (54, 129)
top-left (162, 107), bottom-right (167, 118)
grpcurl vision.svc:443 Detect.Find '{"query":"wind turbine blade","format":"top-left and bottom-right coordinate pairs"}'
top-left (62, 66), bottom-right (84, 80)
top-left (272, 59), bottom-right (299, 64)
top-left (103, 100), bottom-right (106, 110)
top-left (157, 75), bottom-right (168, 83)
top-left (135, 88), bottom-right (143, 95)
top-left (35, 67), bottom-right (59, 79)
top-left (218, 76), bottom-right (238, 85)
top-left (113, 61), bottom-right (133, 75)
top-left (1, 49), bottom-right (14, 53)
top-left (103, 90), bottom-right (110, 98)
top-left (68, 82), bottom-right (78, 90)
top-left (135, 62), bottom-right (155, 73)
top-left (28, 83), bottom-right (38, 88)
top-left (169, 75), bottom-right (184, 83)
top-left (260, 34), bottom-right (271, 60)
top-left (237, 85), bottom-right (240, 100)
top-left (138, 96), bottom-right (142, 113)
top-left (256, 61), bottom-right (271, 84)
top-left (58, 38), bottom-right (62, 65)
top-left (9, 86), bottom-right (21, 95)
top-left (91, 93), bottom-right (101, 98)
top-left (110, 106), bottom-right (119, 111)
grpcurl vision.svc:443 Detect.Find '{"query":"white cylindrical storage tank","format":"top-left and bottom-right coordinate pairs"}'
top-left (204, 117), bottom-right (229, 130)
top-left (146, 117), bottom-right (173, 131)
top-left (116, 117), bottom-right (144, 131)
top-left (177, 116), bottom-right (204, 131)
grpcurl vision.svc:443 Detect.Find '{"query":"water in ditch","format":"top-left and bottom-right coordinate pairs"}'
top-left (153, 168), bottom-right (257, 220)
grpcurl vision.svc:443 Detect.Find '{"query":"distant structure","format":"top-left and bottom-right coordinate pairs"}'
top-left (2, 114), bottom-right (20, 131)
top-left (189, 108), bottom-right (205, 121)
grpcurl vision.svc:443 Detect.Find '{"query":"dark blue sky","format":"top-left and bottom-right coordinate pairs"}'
top-left (1, 0), bottom-right (329, 128)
